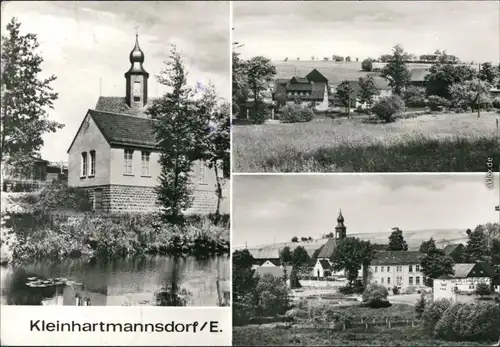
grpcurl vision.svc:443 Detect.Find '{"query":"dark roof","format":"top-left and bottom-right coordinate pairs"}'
top-left (318, 259), bottom-right (331, 269)
top-left (89, 110), bottom-right (157, 149)
top-left (317, 238), bottom-right (340, 258)
top-left (452, 263), bottom-right (496, 278)
top-left (255, 266), bottom-right (294, 279)
top-left (306, 69), bottom-right (329, 83)
top-left (443, 243), bottom-right (463, 255)
top-left (95, 96), bottom-right (158, 117)
top-left (410, 69), bottom-right (429, 82)
top-left (371, 251), bottom-right (425, 265)
top-left (287, 82), bottom-right (313, 92)
top-left (261, 259), bottom-right (281, 266)
top-left (291, 76), bottom-right (309, 84)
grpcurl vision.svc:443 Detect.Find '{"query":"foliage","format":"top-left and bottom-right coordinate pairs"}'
top-left (255, 273), bottom-right (290, 317)
top-left (388, 227), bottom-right (408, 251)
top-left (338, 280), bottom-right (365, 294)
top-left (478, 62), bottom-right (500, 85)
top-left (433, 302), bottom-right (500, 341)
top-left (475, 283), bottom-right (491, 298)
top-left (232, 32), bottom-right (249, 117)
top-left (291, 246), bottom-right (310, 268)
top-left (1, 17), bottom-right (64, 171)
top-left (279, 246), bottom-right (292, 265)
top-left (147, 45), bottom-right (198, 224)
top-left (358, 76), bottom-right (380, 110)
top-left (372, 95), bottom-right (405, 123)
top-left (361, 58), bottom-right (373, 72)
top-left (425, 63), bottom-right (477, 99)
top-left (362, 284), bottom-right (390, 308)
top-left (493, 96), bottom-right (500, 109)
top-left (381, 45), bottom-right (411, 95)
top-left (291, 236), bottom-right (298, 242)
top-left (420, 298), bottom-right (453, 335)
top-left (419, 237), bottom-right (434, 254)
top-left (415, 293), bottom-right (426, 318)
top-left (463, 227), bottom-right (491, 263)
top-left (449, 79), bottom-right (492, 111)
top-left (335, 80), bottom-right (356, 115)
top-left (280, 104), bottom-right (314, 123)
top-left (246, 56), bottom-right (276, 123)
top-left (331, 237), bottom-right (374, 286)
top-left (420, 240), bottom-right (454, 287)
top-left (403, 86), bottom-right (427, 108)
top-left (427, 95), bottom-right (451, 111)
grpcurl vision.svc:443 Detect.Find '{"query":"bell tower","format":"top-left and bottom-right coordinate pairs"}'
top-left (335, 209), bottom-right (347, 240)
top-left (125, 33), bottom-right (149, 110)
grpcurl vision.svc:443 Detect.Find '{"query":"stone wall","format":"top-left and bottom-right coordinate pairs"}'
top-left (82, 184), bottom-right (221, 214)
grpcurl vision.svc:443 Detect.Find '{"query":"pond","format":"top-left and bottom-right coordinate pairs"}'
top-left (0, 256), bottom-right (230, 307)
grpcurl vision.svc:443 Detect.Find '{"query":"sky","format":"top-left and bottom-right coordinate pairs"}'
top-left (233, 1), bottom-right (500, 63)
top-left (1, 1), bottom-right (230, 162)
top-left (232, 174), bottom-right (500, 247)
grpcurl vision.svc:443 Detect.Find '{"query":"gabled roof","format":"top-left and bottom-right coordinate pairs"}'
top-left (371, 251), bottom-right (425, 265)
top-left (317, 238), bottom-right (340, 258)
top-left (306, 69), bottom-right (329, 83)
top-left (95, 96), bottom-right (158, 117)
top-left (452, 263), bottom-right (495, 278)
top-left (254, 265), bottom-right (294, 279)
top-left (443, 243), bottom-right (464, 255)
top-left (291, 76), bottom-right (309, 84)
top-left (318, 259), bottom-right (331, 269)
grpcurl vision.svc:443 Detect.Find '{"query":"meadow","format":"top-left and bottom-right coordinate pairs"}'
top-left (232, 112), bottom-right (500, 173)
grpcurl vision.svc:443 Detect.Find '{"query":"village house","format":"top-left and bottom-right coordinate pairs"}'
top-left (369, 251), bottom-right (427, 293)
top-left (66, 35), bottom-right (227, 214)
top-left (254, 265), bottom-right (300, 288)
top-left (433, 263), bottom-right (496, 301)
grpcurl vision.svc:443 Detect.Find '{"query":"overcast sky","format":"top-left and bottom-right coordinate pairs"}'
top-left (233, 1), bottom-right (500, 63)
top-left (1, 1), bottom-right (230, 162)
top-left (233, 174), bottom-right (500, 247)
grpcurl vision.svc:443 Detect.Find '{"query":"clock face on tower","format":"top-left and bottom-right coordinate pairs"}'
top-left (133, 81), bottom-right (141, 97)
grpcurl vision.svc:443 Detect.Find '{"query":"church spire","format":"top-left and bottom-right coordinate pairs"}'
top-left (125, 32), bottom-right (149, 111)
top-left (335, 209), bottom-right (347, 240)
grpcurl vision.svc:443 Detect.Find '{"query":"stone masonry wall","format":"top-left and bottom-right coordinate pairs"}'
top-left (82, 184), bottom-right (220, 214)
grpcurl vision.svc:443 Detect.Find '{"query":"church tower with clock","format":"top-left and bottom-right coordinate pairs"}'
top-left (125, 34), bottom-right (149, 110)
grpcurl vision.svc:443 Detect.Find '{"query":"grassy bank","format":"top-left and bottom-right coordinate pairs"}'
top-left (3, 211), bottom-right (230, 262)
top-left (233, 112), bottom-right (500, 172)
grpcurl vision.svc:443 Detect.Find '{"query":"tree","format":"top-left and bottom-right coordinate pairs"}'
top-left (335, 80), bottom-right (355, 117)
top-left (388, 227), bottom-right (408, 251)
top-left (449, 79), bottom-right (492, 111)
top-left (362, 284), bottom-right (389, 307)
top-left (415, 292), bottom-right (426, 318)
top-left (372, 95), bottom-right (405, 123)
top-left (478, 62), bottom-right (500, 84)
top-left (463, 227), bottom-right (491, 263)
top-left (345, 56), bottom-right (351, 62)
top-left (291, 246), bottom-right (310, 268)
top-left (381, 45), bottom-right (411, 95)
top-left (331, 237), bottom-right (374, 286)
top-left (232, 249), bottom-right (258, 323)
top-left (232, 30), bottom-right (248, 118)
top-left (246, 56), bottom-right (276, 123)
top-left (291, 236), bottom-right (298, 243)
top-left (148, 45), bottom-right (201, 224)
top-left (197, 86), bottom-right (230, 223)
top-left (279, 246), bottom-right (292, 265)
top-left (475, 283), bottom-right (491, 298)
top-left (425, 63), bottom-right (477, 99)
top-left (361, 58), bottom-right (373, 72)
top-left (420, 240), bottom-right (454, 287)
top-left (1, 17), bottom-right (64, 170)
top-left (419, 237), bottom-right (435, 254)
top-left (255, 273), bottom-right (289, 317)
top-left (379, 54), bottom-right (392, 63)
top-left (357, 76), bottom-right (379, 112)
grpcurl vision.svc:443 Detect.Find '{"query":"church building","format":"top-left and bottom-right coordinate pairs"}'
top-left (67, 35), bottom-right (226, 213)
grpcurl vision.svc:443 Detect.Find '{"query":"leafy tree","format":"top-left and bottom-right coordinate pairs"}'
top-left (425, 64), bottom-right (477, 99)
top-left (279, 246), bottom-right (292, 265)
top-left (246, 56), bottom-right (276, 123)
top-left (232, 29), bottom-right (248, 117)
top-left (335, 80), bottom-right (355, 117)
top-left (415, 292), bottom-right (426, 318)
top-left (403, 86), bottom-right (427, 108)
top-left (362, 284), bottom-right (389, 307)
top-left (232, 249), bottom-right (258, 324)
top-left (345, 56), bottom-right (351, 62)
top-left (197, 86), bottom-right (230, 223)
top-left (491, 238), bottom-right (500, 267)
top-left (420, 240), bottom-right (454, 287)
top-left (1, 17), bottom-right (64, 170)
top-left (388, 227), bottom-right (408, 251)
top-left (280, 104), bottom-right (314, 123)
top-left (361, 58), bottom-right (373, 72)
top-left (291, 236), bottom-right (298, 243)
top-left (372, 95), bottom-right (405, 123)
top-left (291, 246), bottom-right (310, 268)
top-left (358, 76), bottom-right (379, 112)
top-left (255, 273), bottom-right (289, 317)
top-left (449, 79), bottom-right (492, 111)
top-left (379, 54), bottom-right (392, 63)
top-left (463, 227), bottom-right (491, 263)
top-left (478, 62), bottom-right (499, 84)
top-left (148, 45), bottom-right (201, 224)
top-left (419, 237), bottom-right (435, 254)
top-left (331, 237), bottom-right (374, 286)
top-left (475, 283), bottom-right (491, 298)
top-left (381, 45), bottom-right (411, 95)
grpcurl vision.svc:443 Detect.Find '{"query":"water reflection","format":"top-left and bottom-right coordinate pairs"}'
top-left (0, 255), bottom-right (230, 307)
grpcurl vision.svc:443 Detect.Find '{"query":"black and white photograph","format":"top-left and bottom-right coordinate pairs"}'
top-left (1, 1), bottom-right (230, 307)
top-left (232, 0), bottom-right (500, 173)
top-left (232, 174), bottom-right (500, 346)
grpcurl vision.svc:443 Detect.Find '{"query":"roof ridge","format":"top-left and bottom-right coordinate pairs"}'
top-left (90, 108), bottom-right (153, 120)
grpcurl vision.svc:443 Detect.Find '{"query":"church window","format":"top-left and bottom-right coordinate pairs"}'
top-left (124, 149), bottom-right (133, 175)
top-left (141, 151), bottom-right (150, 176)
top-left (89, 150), bottom-right (96, 176)
top-left (81, 152), bottom-right (88, 177)
top-left (133, 81), bottom-right (141, 102)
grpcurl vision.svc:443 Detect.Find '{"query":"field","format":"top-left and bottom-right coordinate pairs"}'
top-left (233, 112), bottom-right (500, 172)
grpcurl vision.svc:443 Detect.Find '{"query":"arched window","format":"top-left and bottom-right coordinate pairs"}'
top-left (89, 150), bottom-right (96, 176)
top-left (81, 152), bottom-right (88, 177)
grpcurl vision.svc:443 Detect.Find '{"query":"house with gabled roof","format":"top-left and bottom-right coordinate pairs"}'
top-left (66, 35), bottom-right (227, 214)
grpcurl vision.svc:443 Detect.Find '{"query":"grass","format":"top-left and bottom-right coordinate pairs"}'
top-left (233, 112), bottom-right (500, 172)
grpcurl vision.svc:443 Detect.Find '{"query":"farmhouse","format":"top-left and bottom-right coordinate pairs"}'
top-left (254, 265), bottom-right (300, 288)
top-left (66, 35), bottom-right (227, 214)
top-left (433, 263), bottom-right (496, 300)
top-left (369, 251), bottom-right (427, 293)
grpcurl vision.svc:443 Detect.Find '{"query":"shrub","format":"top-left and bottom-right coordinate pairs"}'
top-left (255, 274), bottom-right (290, 317)
top-left (434, 302), bottom-right (500, 341)
top-left (415, 292), bottom-right (426, 318)
top-left (361, 59), bottom-right (373, 72)
top-left (403, 86), bottom-right (427, 108)
top-left (426, 95), bottom-right (450, 111)
top-left (420, 298), bottom-right (453, 335)
top-left (475, 282), bottom-right (491, 297)
top-left (392, 286), bottom-right (400, 295)
top-left (280, 104), bottom-right (314, 123)
top-left (362, 284), bottom-right (389, 307)
top-left (493, 96), bottom-right (500, 109)
top-left (371, 95), bottom-right (405, 123)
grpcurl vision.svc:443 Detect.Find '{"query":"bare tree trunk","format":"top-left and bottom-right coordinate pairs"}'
top-left (213, 164), bottom-right (222, 225)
